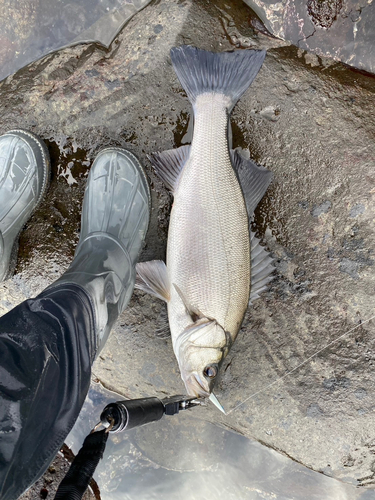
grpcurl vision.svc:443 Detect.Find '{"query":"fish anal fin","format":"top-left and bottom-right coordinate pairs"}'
top-left (148, 145), bottom-right (190, 193)
top-left (249, 232), bottom-right (274, 304)
top-left (135, 260), bottom-right (170, 302)
top-left (231, 149), bottom-right (272, 217)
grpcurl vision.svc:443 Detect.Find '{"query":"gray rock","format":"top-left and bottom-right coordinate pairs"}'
top-left (243, 0), bottom-right (375, 74)
top-left (0, 0), bottom-right (375, 490)
top-left (0, 0), bottom-right (153, 81)
top-left (350, 203), bottom-right (366, 218)
top-left (311, 200), bottom-right (332, 217)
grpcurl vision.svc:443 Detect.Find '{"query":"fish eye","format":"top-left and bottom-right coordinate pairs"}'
top-left (203, 365), bottom-right (218, 378)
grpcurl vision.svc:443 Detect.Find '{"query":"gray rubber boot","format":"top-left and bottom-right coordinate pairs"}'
top-left (50, 147), bottom-right (151, 352)
top-left (0, 129), bottom-right (50, 282)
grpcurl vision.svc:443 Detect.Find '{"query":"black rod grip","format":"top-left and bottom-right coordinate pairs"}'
top-left (100, 397), bottom-right (165, 432)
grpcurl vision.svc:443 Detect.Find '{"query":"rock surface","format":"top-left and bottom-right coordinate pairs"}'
top-left (0, 0), bottom-right (152, 81)
top-left (0, 0), bottom-right (375, 491)
top-left (64, 383), bottom-right (372, 500)
top-left (18, 451), bottom-right (96, 500)
top-left (243, 0), bottom-right (375, 74)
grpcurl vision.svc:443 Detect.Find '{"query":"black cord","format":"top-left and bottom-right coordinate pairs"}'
top-left (54, 429), bottom-right (109, 500)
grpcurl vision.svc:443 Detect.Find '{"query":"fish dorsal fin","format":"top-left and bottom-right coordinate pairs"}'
top-left (135, 260), bottom-right (170, 302)
top-left (173, 283), bottom-right (203, 322)
top-left (148, 145), bottom-right (191, 193)
top-left (249, 232), bottom-right (274, 304)
top-left (230, 149), bottom-right (272, 217)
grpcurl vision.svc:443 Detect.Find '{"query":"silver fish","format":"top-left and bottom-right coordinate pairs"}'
top-left (136, 46), bottom-right (273, 405)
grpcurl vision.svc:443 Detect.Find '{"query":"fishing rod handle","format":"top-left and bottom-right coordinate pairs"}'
top-left (100, 397), bottom-right (165, 433)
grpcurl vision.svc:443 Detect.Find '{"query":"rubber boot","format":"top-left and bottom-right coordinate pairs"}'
top-left (50, 147), bottom-right (151, 351)
top-left (0, 129), bottom-right (50, 282)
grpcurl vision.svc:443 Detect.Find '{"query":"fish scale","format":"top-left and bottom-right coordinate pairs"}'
top-left (168, 94), bottom-right (250, 336)
top-left (136, 46), bottom-right (273, 404)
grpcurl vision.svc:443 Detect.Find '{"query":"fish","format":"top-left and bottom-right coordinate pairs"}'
top-left (136, 46), bottom-right (274, 408)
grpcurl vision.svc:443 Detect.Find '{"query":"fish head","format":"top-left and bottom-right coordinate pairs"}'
top-left (176, 318), bottom-right (228, 398)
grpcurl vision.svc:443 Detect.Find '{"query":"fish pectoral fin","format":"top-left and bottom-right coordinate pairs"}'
top-left (148, 145), bottom-right (191, 193)
top-left (249, 232), bottom-right (275, 304)
top-left (230, 149), bottom-right (272, 216)
top-left (135, 260), bottom-right (170, 302)
top-left (173, 283), bottom-right (203, 322)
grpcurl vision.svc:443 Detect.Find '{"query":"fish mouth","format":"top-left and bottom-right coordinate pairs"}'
top-left (183, 373), bottom-right (211, 399)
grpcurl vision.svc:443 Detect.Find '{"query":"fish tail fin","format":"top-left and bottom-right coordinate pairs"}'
top-left (170, 45), bottom-right (266, 110)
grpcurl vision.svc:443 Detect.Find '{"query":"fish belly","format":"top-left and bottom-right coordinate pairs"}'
top-left (167, 93), bottom-right (250, 340)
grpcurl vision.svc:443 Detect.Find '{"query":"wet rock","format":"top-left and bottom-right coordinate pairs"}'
top-left (243, 0), bottom-right (375, 74)
top-left (0, 0), bottom-right (375, 490)
top-left (306, 403), bottom-right (324, 419)
top-left (339, 257), bottom-right (361, 279)
top-left (311, 200), bottom-right (332, 217)
top-left (0, 0), bottom-right (153, 81)
top-left (350, 203), bottom-right (366, 218)
top-left (66, 382), bottom-right (368, 499)
top-left (322, 376), bottom-right (351, 391)
top-left (18, 449), bottom-right (96, 500)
